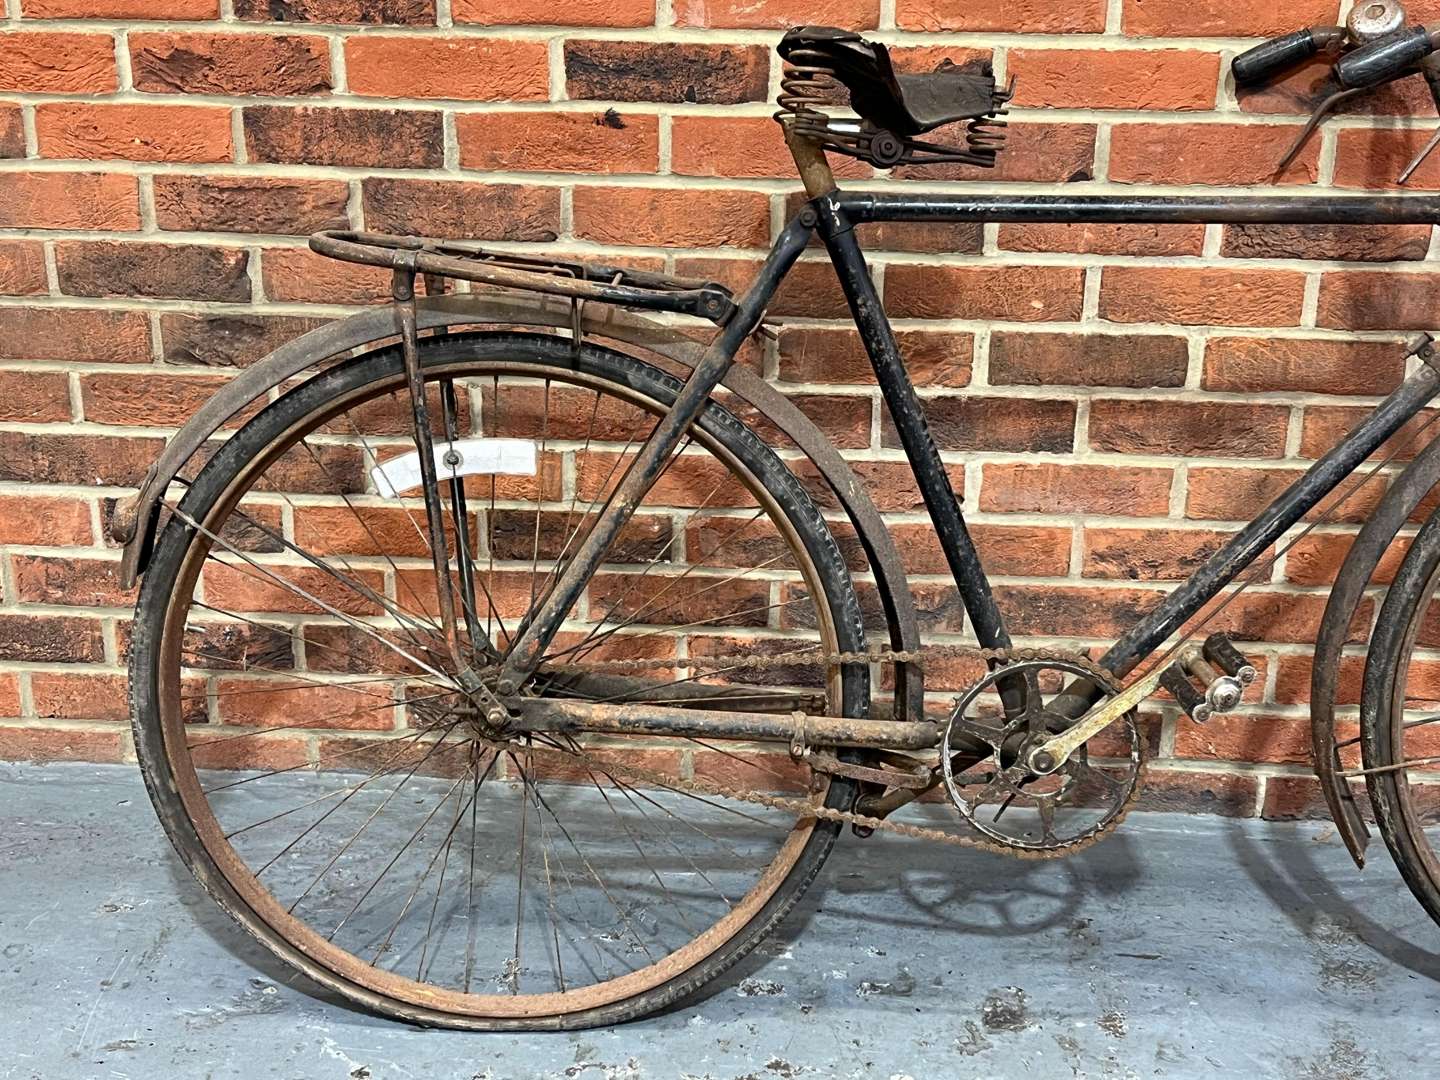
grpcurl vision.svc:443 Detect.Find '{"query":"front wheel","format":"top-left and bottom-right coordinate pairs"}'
top-left (128, 331), bottom-right (869, 1028)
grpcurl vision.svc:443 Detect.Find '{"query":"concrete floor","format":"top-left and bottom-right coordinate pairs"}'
top-left (5, 763), bottom-right (1440, 1080)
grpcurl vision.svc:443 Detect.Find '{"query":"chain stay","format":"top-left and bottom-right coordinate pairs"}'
top-left (521, 644), bottom-right (1143, 860)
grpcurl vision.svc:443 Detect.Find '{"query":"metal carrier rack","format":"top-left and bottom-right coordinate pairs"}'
top-left (309, 230), bottom-right (739, 326)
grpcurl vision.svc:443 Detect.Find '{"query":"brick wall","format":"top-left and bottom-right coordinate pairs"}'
top-left (0, 0), bottom-right (1435, 818)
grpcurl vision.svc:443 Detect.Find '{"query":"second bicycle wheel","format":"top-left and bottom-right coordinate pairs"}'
top-left (129, 331), bottom-right (869, 1028)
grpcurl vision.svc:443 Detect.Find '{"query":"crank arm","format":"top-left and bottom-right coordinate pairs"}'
top-left (1027, 664), bottom-right (1165, 774)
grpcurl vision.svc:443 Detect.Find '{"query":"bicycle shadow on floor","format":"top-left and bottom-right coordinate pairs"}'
top-left (1227, 820), bottom-right (1440, 984)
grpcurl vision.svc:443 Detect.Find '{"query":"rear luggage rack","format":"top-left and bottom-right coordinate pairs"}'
top-left (309, 230), bottom-right (739, 325)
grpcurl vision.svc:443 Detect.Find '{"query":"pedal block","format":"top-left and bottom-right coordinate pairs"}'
top-left (1160, 635), bottom-right (1257, 724)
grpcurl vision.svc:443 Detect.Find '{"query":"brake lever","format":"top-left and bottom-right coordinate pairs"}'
top-left (1399, 53), bottom-right (1440, 183)
top-left (1275, 85), bottom-right (1372, 175)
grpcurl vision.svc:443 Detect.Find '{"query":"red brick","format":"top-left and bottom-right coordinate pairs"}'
top-left (1240, 57), bottom-right (1432, 120)
top-left (0, 726), bottom-right (123, 764)
top-left (897, 0), bottom-right (1104, 31)
top-left (0, 495), bottom-right (92, 545)
top-left (0, 430), bottom-right (166, 487)
top-left (215, 679), bottom-right (399, 730)
top-left (1262, 775), bottom-right (1376, 822)
top-left (564, 41), bottom-right (769, 104)
top-left (0, 371), bottom-right (70, 423)
top-left (260, 247), bottom-right (391, 304)
top-left (1221, 224), bottom-right (1430, 263)
top-left (30, 672), bottom-right (129, 722)
top-left (13, 554), bottom-right (130, 607)
top-left (0, 106), bottom-right (22, 158)
top-left (244, 105), bottom-right (442, 168)
top-left (999, 222), bottom-right (1204, 257)
top-left (346, 36), bottom-right (548, 100)
top-left (1138, 769), bottom-right (1259, 817)
top-left (233, 0), bottom-right (432, 22)
top-left (0, 675), bottom-right (17, 717)
top-left (0, 242), bottom-right (47, 296)
top-left (884, 522), bottom-right (1070, 577)
top-left (457, 110), bottom-right (659, 174)
top-left (674, 116), bottom-right (865, 180)
top-left (154, 175), bottom-right (348, 235)
top-left (1297, 406), bottom-right (1440, 463)
top-left (884, 396), bottom-right (1076, 453)
top-left (1083, 527), bottom-right (1231, 581)
top-left (1109, 123), bottom-right (1318, 185)
top-left (896, 122), bottom-right (1097, 183)
top-left (1100, 267), bottom-right (1305, 327)
top-left (0, 308), bottom-right (150, 364)
top-left (886, 264), bottom-right (1084, 322)
top-left (22, 0), bottom-right (215, 14)
top-left (0, 613), bottom-right (105, 662)
top-left (1203, 337), bottom-right (1405, 397)
top-left (793, 458), bottom-right (965, 514)
top-left (777, 328), bottom-right (972, 386)
top-left (981, 462), bottom-right (1173, 516)
top-left (994, 582), bottom-right (1168, 638)
top-left (1318, 272), bottom-right (1440, 331)
top-left (131, 32), bottom-right (330, 97)
top-left (362, 179), bottom-right (559, 241)
top-left (36, 103), bottom-right (233, 163)
top-left (160, 313), bottom-right (325, 368)
top-left (1184, 466), bottom-right (1399, 525)
top-left (676, 0), bottom-right (877, 28)
top-left (203, 563), bottom-right (385, 617)
top-left (56, 241), bottom-right (251, 303)
top-left (456, 0), bottom-right (651, 25)
top-left (1274, 653), bottom-right (1365, 707)
top-left (1283, 531), bottom-right (1410, 588)
top-left (80, 372), bottom-right (231, 427)
top-left (1123, 0), bottom-right (1336, 37)
top-left (0, 32), bottom-right (117, 94)
top-left (1186, 591), bottom-right (1358, 646)
top-left (1089, 399), bottom-right (1290, 459)
top-left (0, 172), bottom-right (141, 231)
top-left (574, 187), bottom-right (770, 249)
top-left (189, 734), bottom-right (312, 773)
top-left (989, 332), bottom-right (1189, 388)
top-left (1009, 49), bottom-right (1222, 111)
top-left (1334, 127), bottom-right (1440, 191)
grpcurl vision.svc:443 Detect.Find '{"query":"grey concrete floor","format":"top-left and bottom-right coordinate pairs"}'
top-left (5, 762), bottom-right (1440, 1080)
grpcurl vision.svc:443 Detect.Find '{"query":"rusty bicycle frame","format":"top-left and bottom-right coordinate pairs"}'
top-left (118, 127), bottom-right (1440, 867)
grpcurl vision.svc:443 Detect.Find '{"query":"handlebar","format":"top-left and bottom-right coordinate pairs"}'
top-left (1335, 24), bottom-right (1440, 88)
top-left (1232, 26), bottom-right (1344, 87)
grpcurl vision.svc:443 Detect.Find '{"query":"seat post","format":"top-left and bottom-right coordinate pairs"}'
top-left (784, 123), bottom-right (838, 198)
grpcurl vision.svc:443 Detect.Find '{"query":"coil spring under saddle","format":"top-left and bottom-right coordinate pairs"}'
top-left (775, 48), bottom-right (1012, 169)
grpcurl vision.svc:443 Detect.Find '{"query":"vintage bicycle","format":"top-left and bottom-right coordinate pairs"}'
top-left (116, 4), bottom-right (1440, 1028)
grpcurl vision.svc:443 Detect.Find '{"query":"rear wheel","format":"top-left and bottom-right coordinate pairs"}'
top-left (129, 331), bottom-right (868, 1028)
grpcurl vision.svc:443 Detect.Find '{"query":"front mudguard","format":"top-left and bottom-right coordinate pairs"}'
top-left (114, 293), bottom-right (927, 721)
top-left (1311, 433), bottom-right (1440, 866)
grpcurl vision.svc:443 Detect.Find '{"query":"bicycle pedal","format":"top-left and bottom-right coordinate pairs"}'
top-left (1159, 634), bottom-right (1257, 724)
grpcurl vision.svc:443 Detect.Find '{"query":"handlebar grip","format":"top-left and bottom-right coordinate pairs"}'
top-left (1232, 27), bottom-right (1337, 86)
top-left (1337, 25), bottom-right (1439, 88)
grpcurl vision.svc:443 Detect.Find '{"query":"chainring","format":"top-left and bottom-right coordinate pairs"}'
top-left (941, 657), bottom-right (1144, 854)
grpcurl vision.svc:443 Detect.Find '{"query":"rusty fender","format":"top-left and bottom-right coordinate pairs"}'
top-left (114, 293), bottom-right (926, 720)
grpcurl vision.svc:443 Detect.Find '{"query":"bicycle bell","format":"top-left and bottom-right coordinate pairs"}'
top-left (1349, 1), bottom-right (1407, 44)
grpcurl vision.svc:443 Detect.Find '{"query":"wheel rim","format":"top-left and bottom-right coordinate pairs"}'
top-left (1388, 556), bottom-right (1440, 886)
top-left (145, 341), bottom-right (850, 1020)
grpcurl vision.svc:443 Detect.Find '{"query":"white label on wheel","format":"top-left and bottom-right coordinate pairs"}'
top-left (370, 438), bottom-right (538, 498)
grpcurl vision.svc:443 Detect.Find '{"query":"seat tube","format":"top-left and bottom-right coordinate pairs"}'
top-left (814, 198), bottom-right (1013, 653)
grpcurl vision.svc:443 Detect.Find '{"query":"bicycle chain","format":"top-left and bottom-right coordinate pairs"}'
top-left (521, 643), bottom-right (1144, 860)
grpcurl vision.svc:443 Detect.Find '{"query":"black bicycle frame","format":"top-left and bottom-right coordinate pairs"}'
top-left (496, 189), bottom-right (1440, 700)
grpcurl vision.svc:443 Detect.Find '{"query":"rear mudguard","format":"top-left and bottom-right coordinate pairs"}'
top-left (115, 293), bottom-right (926, 720)
top-left (1311, 433), bottom-right (1440, 866)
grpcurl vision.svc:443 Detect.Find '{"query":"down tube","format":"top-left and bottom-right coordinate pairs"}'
top-left (816, 204), bottom-right (1013, 653)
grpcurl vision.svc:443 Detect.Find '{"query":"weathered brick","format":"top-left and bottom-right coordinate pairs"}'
top-left (36, 103), bottom-right (233, 163)
top-left (131, 32), bottom-right (330, 96)
top-left (346, 36), bottom-right (548, 100)
top-left (1123, 0), bottom-right (1336, 37)
top-left (1203, 337), bottom-right (1405, 396)
top-left (676, 116), bottom-right (868, 180)
top-left (0, 172), bottom-right (141, 230)
top-left (574, 187), bottom-right (770, 248)
top-left (998, 222), bottom-right (1204, 257)
top-left (456, 0), bottom-right (651, 25)
top-left (778, 328), bottom-right (972, 386)
top-left (1009, 49), bottom-right (1222, 111)
top-left (22, 0), bottom-right (216, 15)
top-left (0, 242), bottom-right (47, 296)
top-left (244, 105), bottom-right (443, 168)
top-left (0, 726), bottom-right (123, 764)
top-left (980, 462), bottom-right (1173, 516)
top-left (897, 0), bottom-right (1104, 32)
top-left (160, 313), bottom-right (325, 368)
top-left (1100, 267), bottom-right (1306, 327)
top-left (1138, 770), bottom-right (1259, 817)
top-left (56, 241), bottom-right (251, 302)
top-left (0, 676), bottom-right (17, 717)
top-left (30, 672), bottom-right (129, 722)
top-left (883, 396), bottom-right (1076, 453)
top-left (1318, 272), bottom-right (1440, 331)
top-left (457, 110), bottom-right (659, 174)
top-left (362, 179), bottom-right (559, 241)
top-left (0, 308), bottom-right (150, 364)
top-left (0, 106), bottom-right (22, 158)
top-left (896, 122), bottom-right (1097, 183)
top-left (0, 32), bottom-right (117, 94)
top-left (1283, 531), bottom-right (1410, 589)
top-left (80, 372), bottom-right (232, 427)
top-left (886, 264), bottom-right (1084, 322)
top-left (675, 0), bottom-right (877, 29)
top-left (1297, 406), bottom-right (1440, 463)
top-left (233, 0), bottom-right (433, 23)
top-left (1240, 57), bottom-right (1430, 120)
top-left (13, 554), bottom-right (131, 606)
top-left (260, 247), bottom-right (391, 304)
top-left (1089, 399), bottom-right (1290, 459)
top-left (0, 495), bottom-right (92, 545)
top-left (1109, 123), bottom-right (1319, 185)
top-left (989, 332), bottom-right (1189, 388)
top-left (1222, 224), bottom-right (1431, 262)
top-left (0, 370), bottom-right (71, 423)
top-left (154, 175), bottom-right (348, 235)
top-left (0, 613), bottom-right (105, 662)
top-left (1084, 527), bottom-right (1232, 581)
top-left (565, 41), bottom-right (769, 104)
top-left (1185, 466), bottom-right (1398, 525)
top-left (1335, 127), bottom-right (1440, 191)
